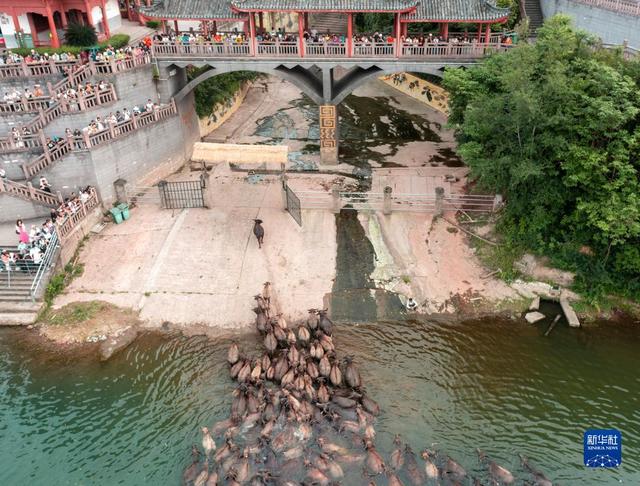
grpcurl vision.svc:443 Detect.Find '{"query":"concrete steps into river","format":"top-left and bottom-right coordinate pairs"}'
top-left (0, 246), bottom-right (45, 325)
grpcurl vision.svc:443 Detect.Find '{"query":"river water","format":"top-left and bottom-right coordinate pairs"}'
top-left (0, 317), bottom-right (638, 485)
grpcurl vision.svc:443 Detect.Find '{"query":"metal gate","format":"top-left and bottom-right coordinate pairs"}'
top-left (284, 182), bottom-right (302, 226)
top-left (158, 180), bottom-right (205, 209)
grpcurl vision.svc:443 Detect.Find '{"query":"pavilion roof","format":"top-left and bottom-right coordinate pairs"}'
top-left (140, 0), bottom-right (511, 21)
top-left (139, 0), bottom-right (245, 20)
top-left (231, 0), bottom-right (418, 11)
top-left (403, 0), bottom-right (511, 22)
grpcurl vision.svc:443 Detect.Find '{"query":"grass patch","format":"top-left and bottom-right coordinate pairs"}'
top-left (46, 301), bottom-right (105, 326)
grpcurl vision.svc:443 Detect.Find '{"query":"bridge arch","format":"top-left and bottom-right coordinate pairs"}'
top-left (173, 64), bottom-right (325, 105)
top-left (330, 65), bottom-right (447, 105)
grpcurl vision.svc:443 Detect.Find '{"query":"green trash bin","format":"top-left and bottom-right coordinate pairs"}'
top-left (109, 207), bottom-right (123, 224)
top-left (117, 203), bottom-right (130, 221)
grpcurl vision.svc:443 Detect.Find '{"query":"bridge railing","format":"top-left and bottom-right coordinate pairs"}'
top-left (305, 41), bottom-right (347, 57)
top-left (152, 39), bottom-right (510, 60)
top-left (401, 42), bottom-right (510, 58)
top-left (353, 42), bottom-right (395, 58)
top-left (256, 40), bottom-right (299, 57)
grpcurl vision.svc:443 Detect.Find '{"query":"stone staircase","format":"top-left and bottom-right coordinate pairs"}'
top-left (309, 13), bottom-right (348, 35)
top-left (522, 0), bottom-right (545, 32)
top-left (0, 246), bottom-right (45, 325)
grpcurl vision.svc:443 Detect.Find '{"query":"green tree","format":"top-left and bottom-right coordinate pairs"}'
top-left (444, 15), bottom-right (640, 300)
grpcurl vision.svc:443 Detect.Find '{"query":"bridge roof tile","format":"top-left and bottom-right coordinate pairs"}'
top-left (231, 0), bottom-right (417, 11)
top-left (403, 0), bottom-right (511, 22)
top-left (140, 0), bottom-right (245, 20)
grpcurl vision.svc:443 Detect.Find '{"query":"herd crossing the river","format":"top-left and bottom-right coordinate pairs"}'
top-left (182, 283), bottom-right (556, 485)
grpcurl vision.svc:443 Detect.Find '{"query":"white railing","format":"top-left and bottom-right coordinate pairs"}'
top-left (305, 41), bottom-right (347, 57)
top-left (29, 227), bottom-right (59, 301)
top-left (256, 41), bottom-right (299, 57)
top-left (152, 39), bottom-right (510, 60)
top-left (296, 189), bottom-right (499, 213)
top-left (353, 42), bottom-right (395, 57)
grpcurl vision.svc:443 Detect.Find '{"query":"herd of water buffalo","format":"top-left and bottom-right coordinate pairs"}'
top-left (183, 283), bottom-right (554, 485)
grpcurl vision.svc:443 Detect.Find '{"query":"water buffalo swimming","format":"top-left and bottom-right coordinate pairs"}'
top-left (182, 283), bottom-right (556, 485)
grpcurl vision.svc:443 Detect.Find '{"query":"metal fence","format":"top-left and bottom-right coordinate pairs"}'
top-left (158, 179), bottom-right (205, 209)
top-left (30, 228), bottom-right (60, 301)
top-left (284, 183), bottom-right (302, 226)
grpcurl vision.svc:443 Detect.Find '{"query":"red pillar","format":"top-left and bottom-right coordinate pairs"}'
top-left (45, 2), bottom-right (61, 48)
top-left (297, 12), bottom-right (304, 57)
top-left (303, 12), bottom-right (308, 31)
top-left (174, 20), bottom-right (179, 33)
top-left (258, 12), bottom-right (264, 32)
top-left (347, 13), bottom-right (353, 57)
top-left (212, 21), bottom-right (217, 33)
top-left (394, 13), bottom-right (401, 57)
top-left (441, 23), bottom-right (448, 41)
top-left (11, 8), bottom-right (20, 33)
top-left (101, 0), bottom-right (111, 38)
top-left (60, 9), bottom-right (68, 28)
top-left (249, 12), bottom-right (256, 56)
top-left (161, 19), bottom-right (166, 34)
top-left (485, 24), bottom-right (491, 44)
top-left (402, 22), bottom-right (408, 37)
top-left (146, 0), bottom-right (151, 6)
top-left (477, 23), bottom-right (482, 42)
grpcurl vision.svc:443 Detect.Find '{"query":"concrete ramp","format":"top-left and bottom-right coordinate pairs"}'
top-left (192, 142), bottom-right (288, 166)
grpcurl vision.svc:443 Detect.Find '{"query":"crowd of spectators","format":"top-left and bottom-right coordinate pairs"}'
top-left (0, 185), bottom-right (95, 273)
top-left (1, 218), bottom-right (54, 272)
top-left (55, 79), bottom-right (111, 106)
top-left (0, 49), bottom-right (78, 65)
top-left (153, 28), bottom-right (513, 50)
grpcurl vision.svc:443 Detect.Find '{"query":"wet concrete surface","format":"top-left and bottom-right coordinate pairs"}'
top-left (330, 209), bottom-right (404, 321)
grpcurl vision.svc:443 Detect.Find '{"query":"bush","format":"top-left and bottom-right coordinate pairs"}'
top-left (146, 20), bottom-right (160, 29)
top-left (64, 23), bottom-right (98, 47)
top-left (9, 34), bottom-right (130, 58)
top-left (188, 67), bottom-right (261, 118)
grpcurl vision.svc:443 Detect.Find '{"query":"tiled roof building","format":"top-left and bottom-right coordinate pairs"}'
top-left (140, 0), bottom-right (510, 22)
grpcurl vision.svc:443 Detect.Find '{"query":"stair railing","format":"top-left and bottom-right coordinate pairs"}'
top-left (30, 228), bottom-right (59, 302)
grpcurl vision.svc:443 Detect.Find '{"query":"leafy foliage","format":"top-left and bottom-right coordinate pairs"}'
top-left (188, 67), bottom-right (261, 118)
top-left (10, 34), bottom-right (130, 56)
top-left (146, 20), bottom-right (160, 29)
top-left (444, 15), bottom-right (640, 301)
top-left (64, 22), bottom-right (98, 46)
top-left (354, 13), bottom-right (394, 33)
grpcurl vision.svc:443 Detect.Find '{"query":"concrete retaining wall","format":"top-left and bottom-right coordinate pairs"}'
top-left (0, 112), bottom-right (35, 135)
top-left (103, 65), bottom-right (160, 106)
top-left (1, 151), bottom-right (37, 180)
top-left (58, 206), bottom-right (104, 266)
top-left (89, 115), bottom-right (187, 204)
top-left (541, 0), bottom-right (640, 46)
top-left (192, 142), bottom-right (288, 165)
top-left (31, 151), bottom-right (97, 197)
top-left (0, 193), bottom-right (52, 221)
